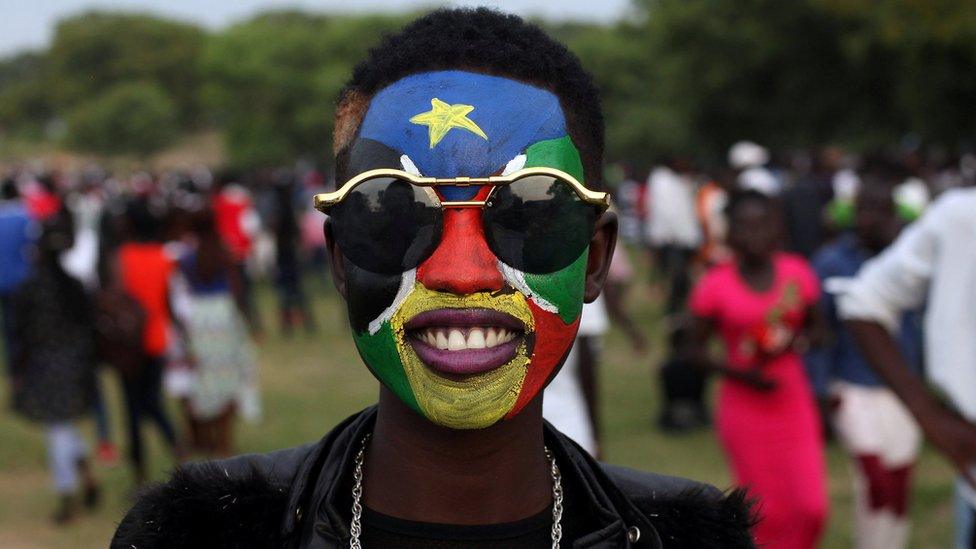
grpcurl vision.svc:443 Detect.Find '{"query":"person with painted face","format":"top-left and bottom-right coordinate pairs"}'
top-left (113, 9), bottom-right (754, 548)
top-left (684, 190), bottom-right (828, 549)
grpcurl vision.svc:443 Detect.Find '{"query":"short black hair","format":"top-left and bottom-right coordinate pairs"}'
top-left (1, 178), bottom-right (17, 200)
top-left (338, 8), bottom-right (604, 186)
top-left (725, 189), bottom-right (773, 220)
top-left (125, 198), bottom-right (161, 242)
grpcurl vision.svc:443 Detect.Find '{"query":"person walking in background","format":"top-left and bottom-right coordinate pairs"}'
top-left (683, 190), bottom-right (828, 548)
top-left (212, 171), bottom-right (262, 335)
top-left (809, 177), bottom-right (922, 549)
top-left (11, 209), bottom-right (100, 524)
top-left (695, 169), bottom-right (733, 267)
top-left (840, 186), bottom-right (976, 548)
top-left (60, 177), bottom-right (121, 465)
top-left (0, 178), bottom-right (36, 375)
top-left (271, 169), bottom-right (317, 335)
top-left (644, 157), bottom-right (701, 315)
top-left (782, 149), bottom-right (834, 258)
top-left (544, 245), bottom-right (646, 457)
top-left (544, 298), bottom-right (607, 457)
top-left (176, 210), bottom-right (258, 458)
top-left (116, 198), bottom-right (183, 486)
top-left (300, 175), bottom-right (331, 289)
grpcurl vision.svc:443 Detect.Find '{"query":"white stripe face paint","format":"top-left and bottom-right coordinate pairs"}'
top-left (368, 268), bottom-right (417, 335)
top-left (502, 154), bottom-right (527, 176)
top-left (497, 260), bottom-right (558, 314)
top-left (497, 156), bottom-right (562, 309)
top-left (400, 154), bottom-right (422, 176)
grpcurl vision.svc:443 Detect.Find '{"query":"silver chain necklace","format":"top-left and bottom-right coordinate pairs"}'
top-left (349, 433), bottom-right (564, 549)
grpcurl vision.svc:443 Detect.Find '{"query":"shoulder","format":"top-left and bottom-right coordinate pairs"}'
top-left (689, 262), bottom-right (736, 315)
top-left (111, 444), bottom-right (316, 549)
top-left (601, 464), bottom-right (757, 548)
top-left (928, 188), bottom-right (976, 226)
top-left (778, 253), bottom-right (818, 282)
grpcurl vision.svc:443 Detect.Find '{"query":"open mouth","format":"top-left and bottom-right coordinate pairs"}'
top-left (404, 308), bottom-right (527, 376)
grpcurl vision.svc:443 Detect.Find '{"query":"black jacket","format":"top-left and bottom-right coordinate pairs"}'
top-left (113, 407), bottom-right (755, 548)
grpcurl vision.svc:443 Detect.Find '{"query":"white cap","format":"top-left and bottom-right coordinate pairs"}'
top-left (728, 141), bottom-right (770, 170)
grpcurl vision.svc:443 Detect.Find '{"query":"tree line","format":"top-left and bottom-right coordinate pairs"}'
top-left (1, 0), bottom-right (973, 169)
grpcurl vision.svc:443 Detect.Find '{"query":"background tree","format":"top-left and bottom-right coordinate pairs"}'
top-left (47, 12), bottom-right (205, 126)
top-left (65, 82), bottom-right (178, 157)
top-left (0, 53), bottom-right (52, 135)
top-left (201, 11), bottom-right (405, 168)
top-left (1, 2), bottom-right (975, 166)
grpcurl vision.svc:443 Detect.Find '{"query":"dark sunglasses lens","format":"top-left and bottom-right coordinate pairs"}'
top-left (330, 176), bottom-right (442, 274)
top-left (483, 175), bottom-right (597, 274)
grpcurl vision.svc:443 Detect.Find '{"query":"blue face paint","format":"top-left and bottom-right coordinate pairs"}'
top-left (358, 70), bottom-right (567, 200)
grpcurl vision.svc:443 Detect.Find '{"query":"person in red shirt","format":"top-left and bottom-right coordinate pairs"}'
top-left (212, 172), bottom-right (262, 333)
top-left (115, 198), bottom-right (183, 486)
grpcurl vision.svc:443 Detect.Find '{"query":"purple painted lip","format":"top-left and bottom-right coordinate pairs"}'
top-left (404, 309), bottom-right (526, 376)
top-left (404, 308), bottom-right (525, 331)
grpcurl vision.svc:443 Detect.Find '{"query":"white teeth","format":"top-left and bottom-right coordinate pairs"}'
top-left (485, 328), bottom-right (498, 348)
top-left (448, 329), bottom-right (466, 351)
top-left (467, 328), bottom-right (486, 349)
top-left (418, 327), bottom-right (519, 351)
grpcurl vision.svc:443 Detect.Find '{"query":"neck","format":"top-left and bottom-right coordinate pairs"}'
top-left (40, 251), bottom-right (63, 270)
top-left (362, 387), bottom-right (551, 525)
top-left (856, 234), bottom-right (884, 255)
top-left (738, 254), bottom-right (772, 273)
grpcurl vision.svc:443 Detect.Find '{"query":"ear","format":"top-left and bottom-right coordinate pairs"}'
top-left (583, 211), bottom-right (617, 303)
top-left (324, 219), bottom-right (348, 299)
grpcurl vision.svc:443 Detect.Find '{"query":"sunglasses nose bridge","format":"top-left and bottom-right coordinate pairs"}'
top-left (416, 207), bottom-right (503, 295)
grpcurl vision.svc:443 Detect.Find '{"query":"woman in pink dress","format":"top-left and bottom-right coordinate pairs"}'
top-left (684, 190), bottom-right (828, 548)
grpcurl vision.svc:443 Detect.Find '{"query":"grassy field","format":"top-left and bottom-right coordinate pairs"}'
top-left (0, 256), bottom-right (957, 548)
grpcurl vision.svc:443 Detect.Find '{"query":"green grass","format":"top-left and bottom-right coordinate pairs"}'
top-left (0, 256), bottom-right (956, 547)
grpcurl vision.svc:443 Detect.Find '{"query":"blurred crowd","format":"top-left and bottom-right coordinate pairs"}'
top-left (545, 140), bottom-right (976, 549)
top-left (0, 162), bottom-right (331, 523)
top-left (2, 140), bottom-right (975, 546)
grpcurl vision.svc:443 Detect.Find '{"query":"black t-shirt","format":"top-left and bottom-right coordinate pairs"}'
top-left (358, 506), bottom-right (554, 548)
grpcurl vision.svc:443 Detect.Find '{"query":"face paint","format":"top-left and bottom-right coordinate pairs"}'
top-left (394, 284), bottom-right (533, 428)
top-left (339, 70), bottom-right (593, 429)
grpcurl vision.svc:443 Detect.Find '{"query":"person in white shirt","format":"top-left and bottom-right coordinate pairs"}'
top-left (544, 297), bottom-right (608, 457)
top-left (644, 161), bottom-right (701, 314)
top-left (838, 188), bottom-right (976, 548)
top-left (545, 245), bottom-right (646, 457)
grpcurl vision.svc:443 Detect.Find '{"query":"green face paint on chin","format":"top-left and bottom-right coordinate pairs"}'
top-left (353, 320), bottom-right (423, 414)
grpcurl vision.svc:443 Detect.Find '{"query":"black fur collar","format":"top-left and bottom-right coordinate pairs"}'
top-left (112, 463), bottom-right (754, 548)
top-left (112, 464), bottom-right (290, 548)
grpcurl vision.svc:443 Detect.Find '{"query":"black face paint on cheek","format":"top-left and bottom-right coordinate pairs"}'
top-left (344, 138), bottom-right (405, 179)
top-left (344, 259), bottom-right (403, 334)
top-left (337, 137), bottom-right (418, 333)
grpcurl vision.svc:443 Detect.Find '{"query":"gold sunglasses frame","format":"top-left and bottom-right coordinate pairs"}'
top-left (313, 167), bottom-right (610, 213)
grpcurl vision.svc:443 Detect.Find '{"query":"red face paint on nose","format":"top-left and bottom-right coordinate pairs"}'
top-left (416, 190), bottom-right (504, 295)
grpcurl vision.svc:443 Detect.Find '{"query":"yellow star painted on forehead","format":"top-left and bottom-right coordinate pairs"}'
top-left (409, 98), bottom-right (489, 149)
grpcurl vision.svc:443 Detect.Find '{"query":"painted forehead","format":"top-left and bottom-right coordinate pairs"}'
top-left (355, 70), bottom-right (580, 199)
